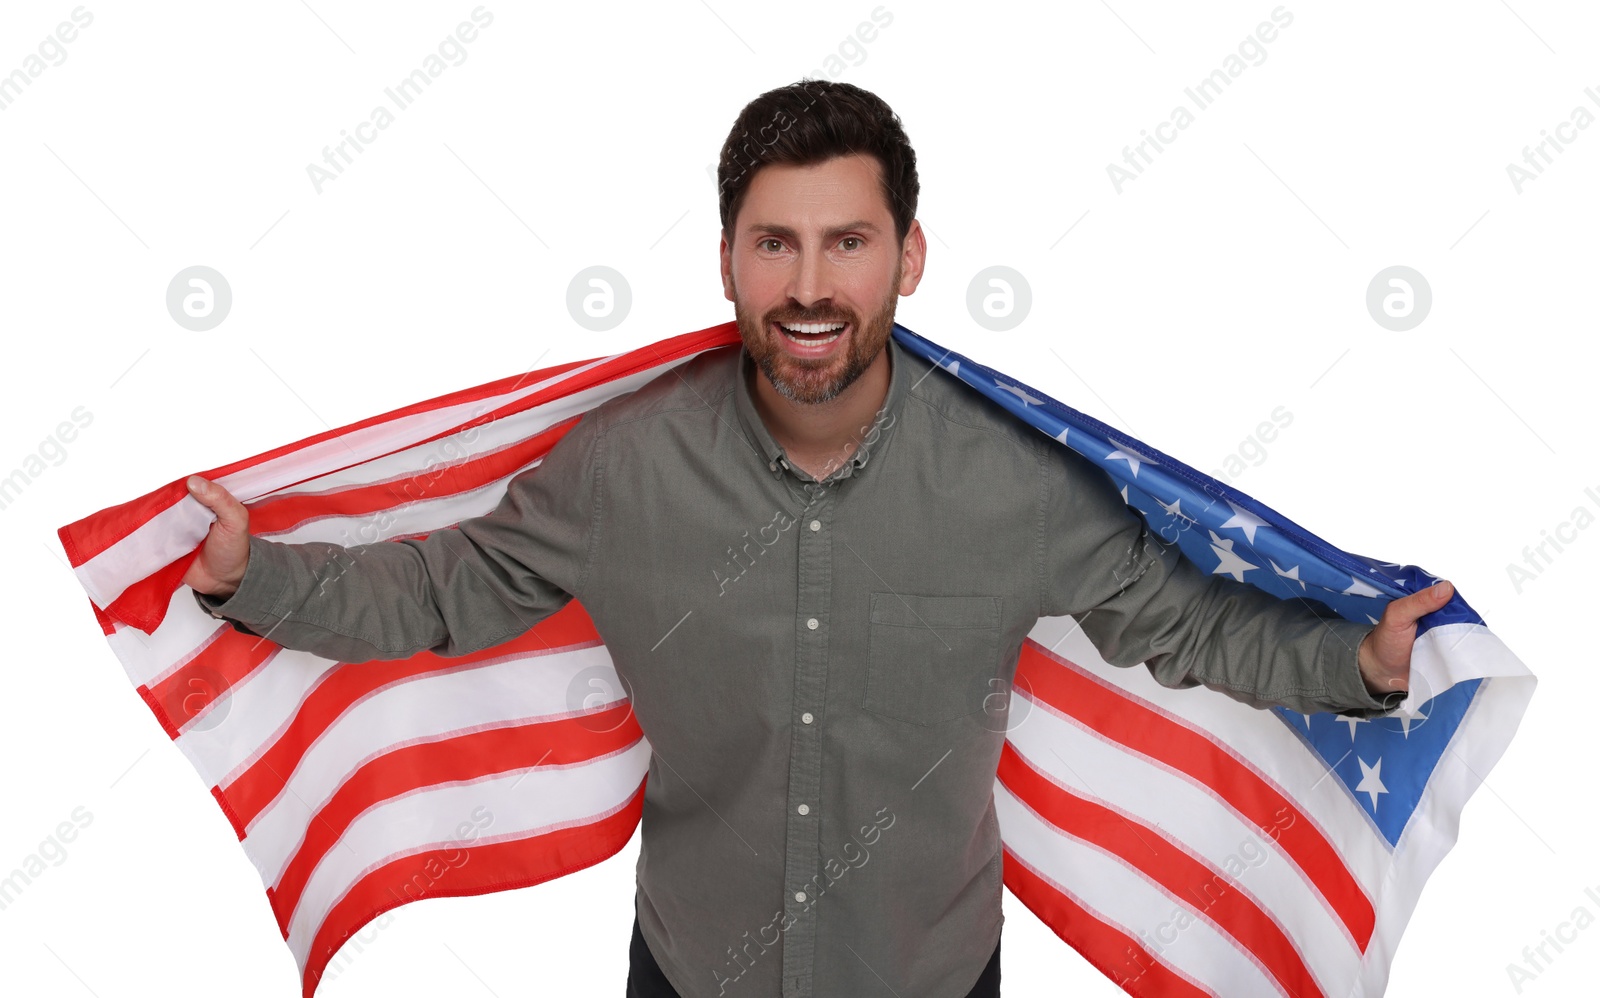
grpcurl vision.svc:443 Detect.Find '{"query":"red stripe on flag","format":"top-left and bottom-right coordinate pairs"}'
top-left (88, 598), bottom-right (117, 637)
top-left (221, 600), bottom-right (602, 835)
top-left (58, 323), bottom-right (737, 567)
top-left (100, 552), bottom-right (196, 636)
top-left (1002, 844), bottom-right (1211, 998)
top-left (268, 705), bottom-right (644, 934)
top-left (245, 416), bottom-right (578, 536)
top-left (211, 785), bottom-right (248, 842)
top-left (58, 482), bottom-right (192, 570)
top-left (1017, 640), bottom-right (1375, 950)
top-left (999, 744), bottom-right (1323, 998)
top-left (298, 779), bottom-right (648, 998)
top-left (146, 626), bottom-right (281, 736)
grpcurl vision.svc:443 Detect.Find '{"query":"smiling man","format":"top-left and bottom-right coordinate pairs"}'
top-left (182, 80), bottom-right (1439, 998)
top-left (725, 146), bottom-right (918, 481)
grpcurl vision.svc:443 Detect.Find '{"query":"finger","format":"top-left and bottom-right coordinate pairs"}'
top-left (1386, 579), bottom-right (1453, 627)
top-left (186, 476), bottom-right (249, 532)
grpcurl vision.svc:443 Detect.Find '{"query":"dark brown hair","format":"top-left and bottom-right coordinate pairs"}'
top-left (717, 80), bottom-right (919, 246)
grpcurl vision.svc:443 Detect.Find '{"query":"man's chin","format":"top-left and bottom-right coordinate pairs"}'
top-left (760, 357), bottom-right (851, 405)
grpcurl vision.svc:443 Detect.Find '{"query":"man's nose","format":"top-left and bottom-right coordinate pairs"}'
top-left (787, 248), bottom-right (835, 311)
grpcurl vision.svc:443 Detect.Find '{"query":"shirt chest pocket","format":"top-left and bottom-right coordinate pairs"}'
top-left (861, 593), bottom-right (1001, 725)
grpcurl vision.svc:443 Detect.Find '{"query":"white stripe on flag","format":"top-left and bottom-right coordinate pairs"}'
top-left (177, 645), bottom-right (339, 789)
top-left (256, 369), bottom-right (646, 500)
top-left (110, 586), bottom-right (239, 688)
top-left (1006, 701), bottom-right (1357, 993)
top-left (246, 644), bottom-right (622, 886)
top-left (286, 738), bottom-right (651, 968)
top-left (215, 353), bottom-right (618, 507)
top-left (1029, 616), bottom-right (1393, 896)
top-left (260, 472), bottom-right (515, 547)
top-left (996, 782), bottom-right (1288, 997)
top-left (72, 351), bottom-right (701, 608)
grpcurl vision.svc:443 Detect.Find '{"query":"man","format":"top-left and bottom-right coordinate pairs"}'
top-left (182, 80), bottom-right (1446, 998)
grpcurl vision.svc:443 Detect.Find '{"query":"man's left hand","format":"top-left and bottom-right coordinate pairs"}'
top-left (1357, 579), bottom-right (1454, 701)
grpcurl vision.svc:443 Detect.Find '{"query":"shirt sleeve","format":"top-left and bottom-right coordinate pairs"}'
top-left (191, 408), bottom-right (605, 663)
top-left (1036, 441), bottom-right (1401, 718)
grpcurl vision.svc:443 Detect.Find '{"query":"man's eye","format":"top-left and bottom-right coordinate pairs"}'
top-left (840, 237), bottom-right (862, 251)
top-left (761, 238), bottom-right (784, 252)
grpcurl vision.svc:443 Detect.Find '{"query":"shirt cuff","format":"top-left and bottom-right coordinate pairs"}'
top-left (190, 535), bottom-right (293, 637)
top-left (1326, 620), bottom-right (1406, 718)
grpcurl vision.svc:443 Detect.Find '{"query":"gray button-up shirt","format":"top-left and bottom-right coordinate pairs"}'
top-left (200, 331), bottom-right (1396, 997)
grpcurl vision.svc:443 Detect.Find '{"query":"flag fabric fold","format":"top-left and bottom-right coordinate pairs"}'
top-left (58, 320), bottom-right (1534, 997)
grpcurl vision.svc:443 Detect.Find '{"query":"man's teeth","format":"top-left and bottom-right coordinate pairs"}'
top-left (780, 322), bottom-right (846, 335)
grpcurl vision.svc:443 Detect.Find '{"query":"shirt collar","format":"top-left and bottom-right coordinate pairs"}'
top-left (733, 328), bottom-right (910, 484)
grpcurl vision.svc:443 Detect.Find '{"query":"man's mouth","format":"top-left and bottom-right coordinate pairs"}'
top-left (773, 320), bottom-right (849, 349)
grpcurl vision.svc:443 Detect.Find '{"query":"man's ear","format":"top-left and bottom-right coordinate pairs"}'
top-left (898, 219), bottom-right (928, 296)
top-left (719, 231), bottom-right (735, 302)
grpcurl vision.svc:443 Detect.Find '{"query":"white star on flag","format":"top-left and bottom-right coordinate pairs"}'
top-left (1343, 575), bottom-right (1385, 599)
top-left (1269, 559), bottom-right (1307, 590)
top-left (1156, 495), bottom-right (1197, 525)
top-left (1106, 442), bottom-right (1155, 478)
top-left (995, 380), bottom-right (1042, 406)
top-left (1207, 530), bottom-right (1259, 582)
top-left (1356, 756), bottom-right (1390, 811)
top-left (1219, 499), bottom-right (1270, 544)
top-left (1395, 707), bottom-right (1429, 738)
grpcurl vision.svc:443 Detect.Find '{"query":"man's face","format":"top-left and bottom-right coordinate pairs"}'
top-left (720, 154), bottom-right (924, 405)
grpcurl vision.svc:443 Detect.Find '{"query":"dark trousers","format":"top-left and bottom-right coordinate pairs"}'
top-left (627, 916), bottom-right (1001, 997)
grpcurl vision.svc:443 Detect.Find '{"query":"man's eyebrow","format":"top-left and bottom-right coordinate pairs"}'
top-left (744, 220), bottom-right (882, 240)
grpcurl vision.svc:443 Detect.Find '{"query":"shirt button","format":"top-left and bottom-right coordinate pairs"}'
top-left (795, 891), bottom-right (807, 903)
top-left (806, 617), bottom-right (818, 630)
top-left (797, 803), bottom-right (810, 815)
top-left (809, 519), bottom-right (820, 531)
top-left (801, 712), bottom-right (814, 724)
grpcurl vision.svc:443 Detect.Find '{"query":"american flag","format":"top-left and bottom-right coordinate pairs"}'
top-left (59, 320), bottom-right (1534, 997)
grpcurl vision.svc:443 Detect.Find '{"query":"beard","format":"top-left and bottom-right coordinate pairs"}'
top-left (733, 262), bottom-right (901, 405)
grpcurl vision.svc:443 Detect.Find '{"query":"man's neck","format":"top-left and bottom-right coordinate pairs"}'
top-left (750, 345), bottom-right (892, 479)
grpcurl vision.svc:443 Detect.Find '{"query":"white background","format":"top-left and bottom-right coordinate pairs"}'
top-left (1, 1), bottom-right (1596, 995)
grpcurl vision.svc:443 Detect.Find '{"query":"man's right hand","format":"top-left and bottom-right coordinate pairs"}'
top-left (183, 475), bottom-right (251, 598)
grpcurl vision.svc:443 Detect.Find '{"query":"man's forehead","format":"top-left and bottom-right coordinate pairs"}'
top-left (741, 156), bottom-right (890, 226)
